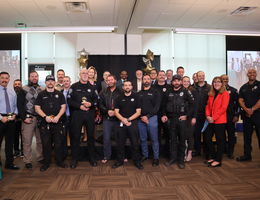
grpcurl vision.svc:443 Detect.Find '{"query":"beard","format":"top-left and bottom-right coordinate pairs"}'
top-left (143, 82), bottom-right (150, 87)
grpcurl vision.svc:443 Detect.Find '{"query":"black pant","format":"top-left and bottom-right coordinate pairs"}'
top-left (242, 113), bottom-right (260, 158)
top-left (39, 123), bottom-right (65, 166)
top-left (70, 110), bottom-right (96, 162)
top-left (158, 115), bottom-right (169, 157)
top-left (0, 121), bottom-right (16, 165)
top-left (193, 114), bottom-right (206, 154)
top-left (168, 117), bottom-right (187, 164)
top-left (225, 121), bottom-right (236, 155)
top-left (14, 120), bottom-right (22, 152)
top-left (204, 123), bottom-right (226, 162)
top-left (115, 120), bottom-right (141, 162)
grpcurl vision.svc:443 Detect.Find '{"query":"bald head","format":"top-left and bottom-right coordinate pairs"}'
top-left (220, 74), bottom-right (229, 86)
top-left (247, 68), bottom-right (257, 82)
top-left (80, 68), bottom-right (89, 83)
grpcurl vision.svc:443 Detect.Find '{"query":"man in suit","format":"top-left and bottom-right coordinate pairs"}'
top-left (116, 70), bottom-right (128, 90)
top-left (132, 70), bottom-right (143, 93)
top-left (150, 69), bottom-right (158, 85)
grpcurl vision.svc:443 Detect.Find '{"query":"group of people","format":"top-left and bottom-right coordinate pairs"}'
top-left (0, 66), bottom-right (259, 172)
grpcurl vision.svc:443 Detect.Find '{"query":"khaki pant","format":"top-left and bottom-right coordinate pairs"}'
top-left (22, 116), bottom-right (43, 163)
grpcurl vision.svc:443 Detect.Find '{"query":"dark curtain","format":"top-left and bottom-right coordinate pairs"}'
top-left (88, 55), bottom-right (160, 82)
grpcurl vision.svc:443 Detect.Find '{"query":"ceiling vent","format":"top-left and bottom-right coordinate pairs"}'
top-left (65, 2), bottom-right (89, 13)
top-left (230, 6), bottom-right (257, 16)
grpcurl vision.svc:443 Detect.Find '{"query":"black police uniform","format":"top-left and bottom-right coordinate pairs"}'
top-left (67, 81), bottom-right (98, 165)
top-left (153, 82), bottom-right (171, 156)
top-left (35, 89), bottom-right (66, 167)
top-left (162, 86), bottom-right (194, 165)
top-left (238, 80), bottom-right (260, 159)
top-left (225, 85), bottom-right (240, 157)
top-left (114, 92), bottom-right (142, 164)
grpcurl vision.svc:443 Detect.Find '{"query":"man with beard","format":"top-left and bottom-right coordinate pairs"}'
top-left (17, 71), bottom-right (44, 169)
top-left (55, 69), bottom-right (65, 91)
top-left (0, 72), bottom-right (19, 170)
top-left (35, 75), bottom-right (66, 171)
top-left (153, 70), bottom-right (171, 156)
top-left (236, 68), bottom-right (260, 162)
top-left (161, 74), bottom-right (194, 169)
top-left (112, 81), bottom-right (143, 169)
top-left (13, 79), bottom-right (24, 157)
top-left (138, 75), bottom-right (161, 166)
top-left (99, 75), bottom-right (122, 163)
top-left (221, 74), bottom-right (240, 159)
top-left (67, 68), bottom-right (98, 168)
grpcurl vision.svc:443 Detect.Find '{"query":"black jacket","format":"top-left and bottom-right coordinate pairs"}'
top-left (226, 85), bottom-right (240, 121)
top-left (191, 82), bottom-right (211, 115)
top-left (99, 87), bottom-right (122, 120)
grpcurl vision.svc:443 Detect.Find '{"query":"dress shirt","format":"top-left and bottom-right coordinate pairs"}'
top-left (63, 89), bottom-right (70, 116)
top-left (0, 85), bottom-right (18, 116)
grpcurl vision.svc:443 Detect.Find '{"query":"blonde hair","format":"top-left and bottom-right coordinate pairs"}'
top-left (208, 76), bottom-right (226, 96)
top-left (88, 66), bottom-right (97, 81)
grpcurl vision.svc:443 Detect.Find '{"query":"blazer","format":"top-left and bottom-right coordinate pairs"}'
top-left (205, 91), bottom-right (230, 124)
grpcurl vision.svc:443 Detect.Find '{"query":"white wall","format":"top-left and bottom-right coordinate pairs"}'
top-left (142, 30), bottom-right (174, 71)
top-left (21, 31), bottom-right (226, 84)
top-left (173, 33), bottom-right (226, 82)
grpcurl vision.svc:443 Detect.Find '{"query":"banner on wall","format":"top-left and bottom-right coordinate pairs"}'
top-left (227, 51), bottom-right (260, 89)
top-left (28, 64), bottom-right (54, 86)
top-left (0, 50), bottom-right (20, 89)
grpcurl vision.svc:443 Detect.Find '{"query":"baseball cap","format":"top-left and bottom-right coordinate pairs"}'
top-left (172, 74), bottom-right (182, 81)
top-left (45, 75), bottom-right (55, 81)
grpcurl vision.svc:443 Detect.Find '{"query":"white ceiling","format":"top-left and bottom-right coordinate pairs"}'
top-left (0, 0), bottom-right (260, 33)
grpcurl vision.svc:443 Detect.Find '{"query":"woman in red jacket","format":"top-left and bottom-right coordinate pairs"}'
top-left (205, 76), bottom-right (230, 167)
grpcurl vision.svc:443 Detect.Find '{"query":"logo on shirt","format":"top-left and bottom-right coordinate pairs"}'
top-left (55, 94), bottom-right (59, 98)
top-left (163, 88), bottom-right (167, 92)
top-left (87, 89), bottom-right (91, 93)
top-left (147, 93), bottom-right (153, 96)
top-left (131, 98), bottom-right (135, 102)
top-left (180, 92), bottom-right (184, 97)
top-left (252, 85), bottom-right (258, 91)
top-left (43, 96), bottom-right (48, 99)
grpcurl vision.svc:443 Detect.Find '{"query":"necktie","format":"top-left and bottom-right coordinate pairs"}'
top-left (4, 88), bottom-right (11, 113)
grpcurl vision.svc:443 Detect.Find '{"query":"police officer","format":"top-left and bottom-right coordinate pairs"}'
top-left (67, 68), bottom-right (98, 168)
top-left (138, 74), bottom-right (161, 166)
top-left (99, 74), bottom-right (122, 163)
top-left (0, 72), bottom-right (19, 170)
top-left (112, 81), bottom-right (143, 170)
top-left (161, 74), bottom-right (194, 169)
top-left (236, 68), bottom-right (260, 162)
top-left (35, 75), bottom-right (66, 172)
top-left (221, 74), bottom-right (240, 159)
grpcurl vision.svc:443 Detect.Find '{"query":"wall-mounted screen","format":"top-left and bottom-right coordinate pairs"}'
top-left (28, 64), bottom-right (54, 86)
top-left (227, 51), bottom-right (260, 89)
top-left (0, 50), bottom-right (20, 89)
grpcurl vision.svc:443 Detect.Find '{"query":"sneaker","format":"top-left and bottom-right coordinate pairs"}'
top-left (152, 159), bottom-right (159, 166)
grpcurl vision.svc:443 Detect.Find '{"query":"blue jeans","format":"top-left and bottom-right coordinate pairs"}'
top-left (103, 119), bottom-right (117, 160)
top-left (138, 115), bottom-right (159, 159)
